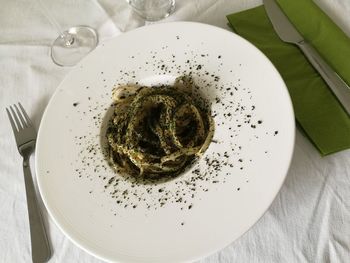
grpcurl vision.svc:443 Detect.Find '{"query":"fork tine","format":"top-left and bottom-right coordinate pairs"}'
top-left (18, 102), bottom-right (33, 126)
top-left (14, 104), bottom-right (27, 128)
top-left (9, 106), bottom-right (23, 130)
top-left (6, 108), bottom-right (18, 133)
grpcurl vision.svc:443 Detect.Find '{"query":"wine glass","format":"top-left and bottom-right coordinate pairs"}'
top-left (37, 0), bottom-right (98, 67)
top-left (127, 0), bottom-right (176, 21)
top-left (51, 26), bottom-right (98, 67)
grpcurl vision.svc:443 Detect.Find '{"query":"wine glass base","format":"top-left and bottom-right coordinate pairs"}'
top-left (51, 26), bottom-right (98, 67)
top-left (129, 0), bottom-right (176, 21)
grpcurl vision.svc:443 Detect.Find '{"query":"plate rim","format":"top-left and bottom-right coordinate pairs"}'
top-left (35, 21), bottom-right (295, 263)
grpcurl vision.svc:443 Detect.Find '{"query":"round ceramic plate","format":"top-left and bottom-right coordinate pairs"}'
top-left (36, 22), bottom-right (295, 263)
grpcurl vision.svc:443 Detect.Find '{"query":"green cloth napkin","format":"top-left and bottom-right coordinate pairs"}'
top-left (227, 1), bottom-right (350, 155)
top-left (277, 0), bottom-right (350, 86)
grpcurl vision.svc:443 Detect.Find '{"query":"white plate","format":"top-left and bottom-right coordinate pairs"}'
top-left (36, 22), bottom-right (295, 263)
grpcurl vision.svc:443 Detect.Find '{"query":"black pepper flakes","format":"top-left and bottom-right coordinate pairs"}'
top-left (71, 48), bottom-right (274, 214)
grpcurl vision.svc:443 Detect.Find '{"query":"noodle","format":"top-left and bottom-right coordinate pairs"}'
top-left (106, 76), bottom-right (214, 179)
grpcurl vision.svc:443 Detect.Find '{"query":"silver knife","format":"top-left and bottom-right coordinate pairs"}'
top-left (263, 0), bottom-right (350, 115)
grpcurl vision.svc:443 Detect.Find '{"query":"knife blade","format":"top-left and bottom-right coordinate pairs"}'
top-left (263, 0), bottom-right (350, 115)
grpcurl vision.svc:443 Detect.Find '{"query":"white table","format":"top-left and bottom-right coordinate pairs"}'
top-left (1, 0), bottom-right (349, 262)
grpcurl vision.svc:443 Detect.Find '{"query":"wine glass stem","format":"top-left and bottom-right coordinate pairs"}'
top-left (61, 32), bottom-right (75, 47)
top-left (36, 0), bottom-right (67, 36)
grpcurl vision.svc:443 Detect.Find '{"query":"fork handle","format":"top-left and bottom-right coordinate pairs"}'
top-left (23, 156), bottom-right (51, 263)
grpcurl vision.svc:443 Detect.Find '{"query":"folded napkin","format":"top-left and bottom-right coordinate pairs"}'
top-left (227, 0), bottom-right (350, 155)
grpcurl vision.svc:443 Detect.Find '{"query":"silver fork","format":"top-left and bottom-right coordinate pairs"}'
top-left (6, 103), bottom-right (51, 263)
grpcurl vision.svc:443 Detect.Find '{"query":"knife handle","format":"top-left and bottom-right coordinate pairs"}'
top-left (297, 40), bottom-right (350, 115)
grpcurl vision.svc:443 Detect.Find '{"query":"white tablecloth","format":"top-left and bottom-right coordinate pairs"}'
top-left (1, 0), bottom-right (349, 262)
